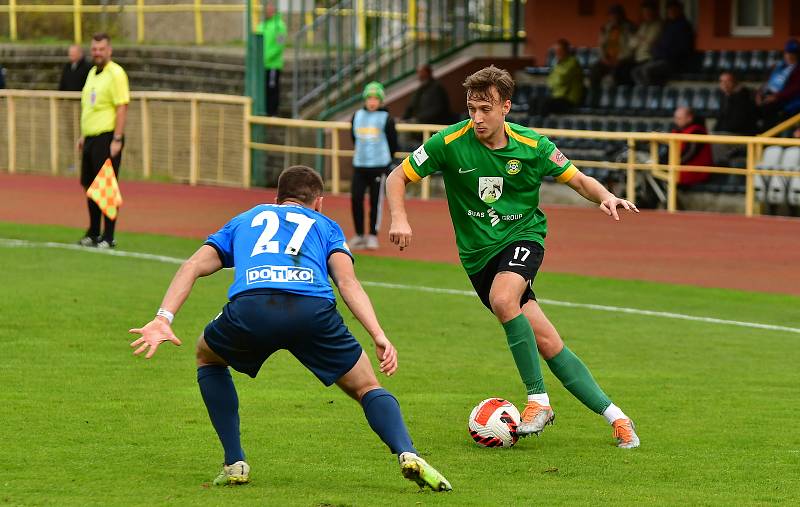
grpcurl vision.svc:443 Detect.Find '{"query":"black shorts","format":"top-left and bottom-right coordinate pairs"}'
top-left (203, 290), bottom-right (363, 385)
top-left (81, 132), bottom-right (122, 189)
top-left (468, 241), bottom-right (545, 312)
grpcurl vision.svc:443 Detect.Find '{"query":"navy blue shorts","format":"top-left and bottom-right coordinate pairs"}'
top-left (203, 290), bottom-right (363, 386)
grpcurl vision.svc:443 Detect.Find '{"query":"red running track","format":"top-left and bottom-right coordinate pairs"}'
top-left (1, 173), bottom-right (798, 296)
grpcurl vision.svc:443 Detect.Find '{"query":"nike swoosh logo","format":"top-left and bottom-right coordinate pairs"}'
top-left (508, 262), bottom-right (525, 267)
top-left (458, 167), bottom-right (477, 173)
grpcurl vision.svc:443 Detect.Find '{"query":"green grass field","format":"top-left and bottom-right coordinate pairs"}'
top-left (1, 221), bottom-right (799, 506)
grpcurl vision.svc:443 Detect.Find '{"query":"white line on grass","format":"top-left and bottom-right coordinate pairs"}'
top-left (3, 237), bottom-right (799, 335)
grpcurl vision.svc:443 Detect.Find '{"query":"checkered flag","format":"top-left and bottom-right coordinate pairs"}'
top-left (86, 159), bottom-right (123, 220)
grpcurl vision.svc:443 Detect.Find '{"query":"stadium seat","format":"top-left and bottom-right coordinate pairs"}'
top-left (676, 87), bottom-right (695, 108)
top-left (700, 50), bottom-right (717, 79)
top-left (733, 50), bottom-right (751, 75)
top-left (597, 85), bottom-right (614, 113)
top-left (706, 88), bottom-right (722, 113)
top-left (511, 84), bottom-right (533, 113)
top-left (660, 88), bottom-right (678, 115)
top-left (691, 88), bottom-right (711, 115)
top-left (644, 85), bottom-right (662, 114)
top-left (766, 50), bottom-right (782, 71)
top-left (716, 50), bottom-right (734, 72)
top-left (784, 147), bottom-right (800, 206)
top-left (613, 85), bottom-right (631, 113)
top-left (629, 85), bottom-right (647, 115)
top-left (587, 48), bottom-right (599, 68)
top-left (754, 145), bottom-right (784, 202)
top-left (748, 50), bottom-right (768, 78)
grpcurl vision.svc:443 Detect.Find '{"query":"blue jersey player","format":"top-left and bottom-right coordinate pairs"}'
top-left (129, 166), bottom-right (451, 491)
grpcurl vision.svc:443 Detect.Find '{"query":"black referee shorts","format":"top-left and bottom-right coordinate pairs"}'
top-left (81, 132), bottom-right (122, 189)
top-left (468, 241), bottom-right (545, 312)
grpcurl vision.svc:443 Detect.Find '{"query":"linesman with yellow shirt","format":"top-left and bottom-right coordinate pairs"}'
top-left (78, 32), bottom-right (130, 249)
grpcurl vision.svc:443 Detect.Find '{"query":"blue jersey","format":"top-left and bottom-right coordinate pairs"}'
top-left (205, 204), bottom-right (352, 301)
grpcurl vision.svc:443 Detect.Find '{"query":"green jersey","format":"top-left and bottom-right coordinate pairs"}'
top-left (256, 16), bottom-right (287, 70)
top-left (402, 120), bottom-right (578, 274)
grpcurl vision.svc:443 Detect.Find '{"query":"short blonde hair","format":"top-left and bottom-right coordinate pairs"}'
top-left (462, 65), bottom-right (515, 103)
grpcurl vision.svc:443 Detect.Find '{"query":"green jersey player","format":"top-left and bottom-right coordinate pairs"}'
top-left (386, 65), bottom-right (640, 448)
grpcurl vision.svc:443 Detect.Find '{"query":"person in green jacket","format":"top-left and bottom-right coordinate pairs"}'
top-left (256, 2), bottom-right (287, 116)
top-left (534, 39), bottom-right (584, 117)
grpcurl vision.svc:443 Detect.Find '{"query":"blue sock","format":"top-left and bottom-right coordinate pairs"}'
top-left (360, 388), bottom-right (417, 455)
top-left (197, 365), bottom-right (245, 465)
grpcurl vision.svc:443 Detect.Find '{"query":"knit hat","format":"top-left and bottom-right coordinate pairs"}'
top-left (362, 81), bottom-right (385, 101)
top-left (785, 38), bottom-right (800, 54)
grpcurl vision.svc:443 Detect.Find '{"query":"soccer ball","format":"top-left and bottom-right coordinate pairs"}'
top-left (468, 398), bottom-right (520, 448)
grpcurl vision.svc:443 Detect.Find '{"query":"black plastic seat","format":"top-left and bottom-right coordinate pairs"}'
top-left (613, 85), bottom-right (632, 113)
top-left (748, 50), bottom-right (768, 79)
top-left (691, 88), bottom-right (710, 114)
top-left (628, 85), bottom-right (647, 115)
top-left (716, 50), bottom-right (734, 72)
top-left (575, 47), bottom-right (591, 69)
top-left (706, 88), bottom-right (722, 113)
top-left (644, 85), bottom-right (663, 114)
top-left (700, 50), bottom-right (717, 79)
top-left (676, 87), bottom-right (695, 108)
top-left (597, 85), bottom-right (614, 113)
top-left (660, 88), bottom-right (678, 115)
top-left (733, 50), bottom-right (751, 75)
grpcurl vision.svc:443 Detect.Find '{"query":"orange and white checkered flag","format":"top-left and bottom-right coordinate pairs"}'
top-left (86, 159), bottom-right (123, 220)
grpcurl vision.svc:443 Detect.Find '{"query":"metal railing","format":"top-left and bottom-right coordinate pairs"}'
top-left (4, 87), bottom-right (798, 217)
top-left (248, 115), bottom-right (800, 217)
top-left (292, 0), bottom-right (526, 118)
top-left (0, 89), bottom-right (251, 187)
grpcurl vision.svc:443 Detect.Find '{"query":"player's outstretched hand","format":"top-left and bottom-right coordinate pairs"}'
top-left (389, 219), bottom-right (413, 251)
top-left (600, 196), bottom-right (639, 221)
top-left (373, 334), bottom-right (398, 376)
top-left (129, 319), bottom-right (182, 359)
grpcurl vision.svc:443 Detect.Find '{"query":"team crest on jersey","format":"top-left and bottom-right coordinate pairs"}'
top-left (505, 159), bottom-right (521, 175)
top-left (478, 177), bottom-right (504, 204)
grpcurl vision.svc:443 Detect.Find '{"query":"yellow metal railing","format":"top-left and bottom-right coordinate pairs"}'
top-left (3, 88), bottom-right (799, 217)
top-left (0, 89), bottom-right (251, 187)
top-left (248, 115), bottom-right (800, 217)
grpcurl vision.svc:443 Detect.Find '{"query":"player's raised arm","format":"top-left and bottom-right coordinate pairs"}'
top-left (563, 170), bottom-right (639, 221)
top-left (129, 244), bottom-right (223, 359)
top-left (328, 251), bottom-right (397, 376)
top-left (386, 164), bottom-right (414, 250)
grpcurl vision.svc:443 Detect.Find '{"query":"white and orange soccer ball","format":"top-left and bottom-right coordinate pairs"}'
top-left (468, 397), bottom-right (521, 448)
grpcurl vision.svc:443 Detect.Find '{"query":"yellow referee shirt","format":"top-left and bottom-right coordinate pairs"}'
top-left (81, 61), bottom-right (130, 137)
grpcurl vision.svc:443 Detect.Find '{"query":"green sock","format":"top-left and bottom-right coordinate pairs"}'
top-left (502, 314), bottom-right (546, 395)
top-left (545, 346), bottom-right (611, 414)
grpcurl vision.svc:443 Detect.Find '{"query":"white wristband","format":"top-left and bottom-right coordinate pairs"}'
top-left (156, 308), bottom-right (174, 324)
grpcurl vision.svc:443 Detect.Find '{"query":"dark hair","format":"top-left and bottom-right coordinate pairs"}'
top-left (277, 165), bottom-right (324, 204)
top-left (92, 33), bottom-right (111, 43)
top-left (720, 70), bottom-right (737, 82)
top-left (556, 38), bottom-right (571, 53)
top-left (463, 65), bottom-right (515, 103)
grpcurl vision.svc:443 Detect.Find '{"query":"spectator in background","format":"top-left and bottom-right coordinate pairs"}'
top-left (712, 71), bottom-right (757, 165)
top-left (632, 0), bottom-right (694, 86)
top-left (256, 1), bottom-right (287, 116)
top-left (403, 64), bottom-right (453, 125)
top-left (59, 44), bottom-right (91, 91)
top-left (588, 4), bottom-right (635, 93)
top-left (0, 64), bottom-right (5, 89)
top-left (534, 39), bottom-right (584, 117)
top-left (350, 82), bottom-right (398, 251)
top-left (672, 106), bottom-right (712, 187)
top-left (616, 2), bottom-right (662, 85)
top-left (756, 38), bottom-right (800, 130)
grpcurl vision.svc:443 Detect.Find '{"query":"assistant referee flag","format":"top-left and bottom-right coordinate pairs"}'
top-left (86, 159), bottom-right (123, 220)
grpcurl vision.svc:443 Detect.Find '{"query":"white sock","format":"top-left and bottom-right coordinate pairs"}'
top-left (602, 403), bottom-right (627, 425)
top-left (527, 393), bottom-right (550, 406)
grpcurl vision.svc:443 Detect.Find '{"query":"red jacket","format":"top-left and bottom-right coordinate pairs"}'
top-left (672, 123), bottom-right (713, 185)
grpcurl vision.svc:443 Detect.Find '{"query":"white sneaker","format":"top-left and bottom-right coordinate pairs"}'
top-left (398, 452), bottom-right (452, 492)
top-left (212, 460), bottom-right (250, 485)
top-left (348, 235), bottom-right (366, 250)
top-left (518, 401), bottom-right (555, 437)
top-left (365, 234), bottom-right (379, 250)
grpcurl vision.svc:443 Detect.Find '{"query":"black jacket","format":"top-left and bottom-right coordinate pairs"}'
top-left (59, 59), bottom-right (91, 91)
top-left (403, 79), bottom-right (453, 125)
top-left (715, 87), bottom-right (758, 135)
